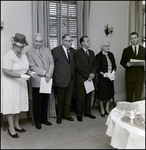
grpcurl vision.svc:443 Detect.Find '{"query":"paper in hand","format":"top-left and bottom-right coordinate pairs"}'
top-left (84, 80), bottom-right (95, 94)
top-left (39, 77), bottom-right (53, 94)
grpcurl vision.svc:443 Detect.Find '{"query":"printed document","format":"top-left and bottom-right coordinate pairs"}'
top-left (84, 80), bottom-right (95, 94)
top-left (39, 78), bottom-right (52, 94)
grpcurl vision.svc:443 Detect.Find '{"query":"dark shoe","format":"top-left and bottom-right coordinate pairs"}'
top-left (100, 112), bottom-right (105, 118)
top-left (8, 129), bottom-right (19, 138)
top-left (84, 114), bottom-right (96, 119)
top-left (15, 127), bottom-right (26, 133)
top-left (105, 111), bottom-right (109, 115)
top-left (56, 118), bottom-right (62, 124)
top-left (35, 124), bottom-right (42, 129)
top-left (42, 121), bottom-right (52, 126)
top-left (63, 116), bottom-right (74, 121)
top-left (77, 116), bottom-right (82, 122)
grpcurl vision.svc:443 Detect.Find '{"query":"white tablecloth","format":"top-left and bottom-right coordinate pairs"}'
top-left (106, 107), bottom-right (145, 149)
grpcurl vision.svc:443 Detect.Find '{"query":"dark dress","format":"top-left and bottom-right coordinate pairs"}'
top-left (95, 51), bottom-right (117, 100)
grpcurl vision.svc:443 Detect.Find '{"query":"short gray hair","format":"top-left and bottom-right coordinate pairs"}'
top-left (33, 33), bottom-right (44, 40)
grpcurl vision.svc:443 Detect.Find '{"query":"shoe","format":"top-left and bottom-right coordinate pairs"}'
top-left (63, 116), bottom-right (74, 121)
top-left (42, 121), bottom-right (52, 126)
top-left (8, 129), bottom-right (19, 138)
top-left (35, 124), bottom-right (42, 129)
top-left (77, 116), bottom-right (82, 122)
top-left (105, 111), bottom-right (109, 115)
top-left (15, 127), bottom-right (26, 132)
top-left (84, 114), bottom-right (96, 119)
top-left (56, 118), bottom-right (62, 124)
top-left (100, 112), bottom-right (105, 118)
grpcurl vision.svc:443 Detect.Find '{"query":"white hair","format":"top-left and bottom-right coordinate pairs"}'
top-left (33, 33), bottom-right (44, 40)
top-left (100, 41), bottom-right (110, 49)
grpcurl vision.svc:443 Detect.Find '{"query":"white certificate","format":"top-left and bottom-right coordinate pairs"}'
top-left (39, 77), bottom-right (53, 94)
top-left (84, 80), bottom-right (95, 94)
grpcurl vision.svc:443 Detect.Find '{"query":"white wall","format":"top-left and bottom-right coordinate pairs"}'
top-left (1, 1), bottom-right (32, 56)
top-left (89, 1), bottom-right (130, 101)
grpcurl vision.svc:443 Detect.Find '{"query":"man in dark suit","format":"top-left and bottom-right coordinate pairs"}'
top-left (52, 34), bottom-right (75, 124)
top-left (120, 32), bottom-right (145, 102)
top-left (75, 36), bottom-right (97, 122)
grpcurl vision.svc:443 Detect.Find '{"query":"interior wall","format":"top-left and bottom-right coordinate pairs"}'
top-left (89, 1), bottom-right (130, 101)
top-left (1, 1), bottom-right (32, 56)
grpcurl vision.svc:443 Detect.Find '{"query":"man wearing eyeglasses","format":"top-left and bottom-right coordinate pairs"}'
top-left (52, 34), bottom-right (75, 124)
top-left (26, 33), bottom-right (54, 129)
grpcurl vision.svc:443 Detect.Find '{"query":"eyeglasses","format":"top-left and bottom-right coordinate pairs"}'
top-left (64, 40), bottom-right (74, 42)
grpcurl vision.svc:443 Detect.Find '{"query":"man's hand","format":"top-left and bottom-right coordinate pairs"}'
top-left (45, 77), bottom-right (51, 83)
top-left (126, 62), bottom-right (132, 67)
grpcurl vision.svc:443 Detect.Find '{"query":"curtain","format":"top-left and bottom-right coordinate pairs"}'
top-left (32, 1), bottom-right (50, 48)
top-left (76, 1), bottom-right (90, 49)
top-left (31, 1), bottom-right (56, 118)
top-left (128, 1), bottom-right (143, 45)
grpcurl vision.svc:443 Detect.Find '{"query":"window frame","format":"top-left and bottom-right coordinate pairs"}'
top-left (49, 1), bottom-right (77, 50)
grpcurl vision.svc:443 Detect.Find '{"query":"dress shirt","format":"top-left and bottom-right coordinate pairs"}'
top-left (82, 47), bottom-right (89, 55)
top-left (62, 45), bottom-right (70, 60)
top-left (132, 45), bottom-right (139, 55)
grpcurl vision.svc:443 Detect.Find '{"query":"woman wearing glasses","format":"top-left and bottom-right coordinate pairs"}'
top-left (95, 41), bottom-right (117, 117)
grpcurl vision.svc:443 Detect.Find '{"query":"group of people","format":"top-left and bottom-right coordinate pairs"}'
top-left (1, 32), bottom-right (145, 138)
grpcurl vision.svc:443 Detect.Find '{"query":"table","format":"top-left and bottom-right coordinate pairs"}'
top-left (106, 107), bottom-right (145, 149)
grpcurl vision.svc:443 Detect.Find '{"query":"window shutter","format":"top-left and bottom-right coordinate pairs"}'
top-left (49, 1), bottom-right (77, 50)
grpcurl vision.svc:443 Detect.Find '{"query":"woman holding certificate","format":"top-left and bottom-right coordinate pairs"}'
top-left (95, 41), bottom-right (117, 117)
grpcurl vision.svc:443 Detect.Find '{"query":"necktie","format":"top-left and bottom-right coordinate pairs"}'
top-left (134, 46), bottom-right (137, 55)
top-left (67, 49), bottom-right (70, 62)
top-left (86, 50), bottom-right (89, 55)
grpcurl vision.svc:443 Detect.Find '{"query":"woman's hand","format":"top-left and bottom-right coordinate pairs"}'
top-left (21, 74), bottom-right (31, 80)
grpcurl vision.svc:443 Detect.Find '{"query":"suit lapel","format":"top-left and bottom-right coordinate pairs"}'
top-left (61, 46), bottom-right (70, 63)
top-left (33, 48), bottom-right (44, 68)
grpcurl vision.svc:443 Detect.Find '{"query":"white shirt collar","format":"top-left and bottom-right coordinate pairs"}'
top-left (82, 47), bottom-right (88, 52)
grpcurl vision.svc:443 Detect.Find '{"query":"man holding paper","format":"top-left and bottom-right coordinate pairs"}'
top-left (26, 33), bottom-right (54, 129)
top-left (52, 34), bottom-right (75, 124)
top-left (75, 36), bottom-right (97, 122)
top-left (120, 32), bottom-right (145, 102)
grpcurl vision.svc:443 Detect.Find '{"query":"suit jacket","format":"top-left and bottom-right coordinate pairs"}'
top-left (75, 48), bottom-right (97, 86)
top-left (51, 45), bottom-right (75, 88)
top-left (26, 47), bottom-right (54, 87)
top-left (96, 51), bottom-right (117, 74)
top-left (120, 45), bottom-right (145, 83)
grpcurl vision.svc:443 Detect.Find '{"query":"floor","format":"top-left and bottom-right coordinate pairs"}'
top-left (1, 104), bottom-right (116, 149)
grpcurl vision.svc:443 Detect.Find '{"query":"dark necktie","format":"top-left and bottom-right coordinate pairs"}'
top-left (86, 50), bottom-right (89, 55)
top-left (67, 49), bottom-right (70, 62)
top-left (134, 46), bottom-right (137, 55)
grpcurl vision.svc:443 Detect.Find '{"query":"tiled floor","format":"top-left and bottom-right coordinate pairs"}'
top-left (1, 105), bottom-right (116, 149)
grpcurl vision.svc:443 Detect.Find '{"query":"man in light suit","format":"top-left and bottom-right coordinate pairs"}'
top-left (52, 34), bottom-right (75, 124)
top-left (75, 36), bottom-right (97, 122)
top-left (26, 33), bottom-right (54, 129)
top-left (120, 32), bottom-right (145, 102)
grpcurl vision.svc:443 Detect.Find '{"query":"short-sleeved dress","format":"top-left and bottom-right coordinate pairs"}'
top-left (1, 49), bottom-right (29, 115)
